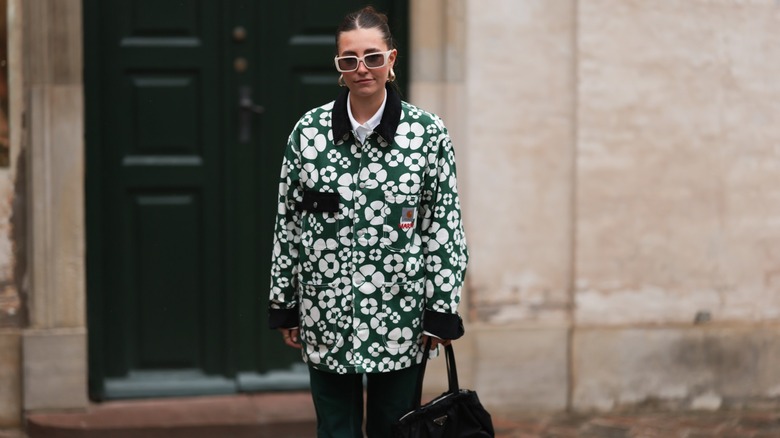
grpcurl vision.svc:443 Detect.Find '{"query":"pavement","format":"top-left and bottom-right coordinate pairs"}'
top-left (14, 392), bottom-right (780, 437)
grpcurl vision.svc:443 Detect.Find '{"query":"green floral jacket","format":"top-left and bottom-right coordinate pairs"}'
top-left (269, 85), bottom-right (468, 374)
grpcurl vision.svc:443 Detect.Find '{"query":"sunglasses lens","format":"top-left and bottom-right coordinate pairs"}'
top-left (337, 57), bottom-right (358, 71)
top-left (364, 53), bottom-right (385, 68)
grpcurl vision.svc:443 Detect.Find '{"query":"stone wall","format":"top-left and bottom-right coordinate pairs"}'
top-left (573, 0), bottom-right (780, 411)
top-left (445, 0), bottom-right (780, 413)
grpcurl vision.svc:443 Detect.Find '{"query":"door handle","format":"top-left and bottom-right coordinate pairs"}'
top-left (239, 86), bottom-right (265, 143)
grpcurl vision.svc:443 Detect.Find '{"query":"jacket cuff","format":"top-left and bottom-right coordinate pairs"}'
top-left (269, 307), bottom-right (299, 329)
top-left (423, 311), bottom-right (464, 340)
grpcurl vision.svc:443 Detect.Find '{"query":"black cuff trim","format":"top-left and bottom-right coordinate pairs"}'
top-left (269, 307), bottom-right (299, 329)
top-left (423, 311), bottom-right (465, 340)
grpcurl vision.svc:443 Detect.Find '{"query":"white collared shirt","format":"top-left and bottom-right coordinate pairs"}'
top-left (347, 90), bottom-right (387, 144)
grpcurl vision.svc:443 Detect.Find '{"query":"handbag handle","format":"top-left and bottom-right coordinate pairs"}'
top-left (412, 338), bottom-right (461, 409)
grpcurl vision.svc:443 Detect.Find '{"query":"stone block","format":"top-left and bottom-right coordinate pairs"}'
top-left (25, 0), bottom-right (82, 85)
top-left (23, 329), bottom-right (88, 411)
top-left (0, 332), bottom-right (21, 428)
top-left (573, 326), bottom-right (780, 411)
top-left (472, 326), bottom-right (568, 414)
top-left (27, 85), bottom-right (85, 329)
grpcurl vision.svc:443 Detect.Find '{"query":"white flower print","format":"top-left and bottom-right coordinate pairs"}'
top-left (327, 149), bottom-right (342, 162)
top-left (318, 253), bottom-right (340, 278)
top-left (434, 269), bottom-right (455, 292)
top-left (377, 357), bottom-right (394, 372)
top-left (426, 255), bottom-right (442, 273)
top-left (301, 127), bottom-right (327, 160)
top-left (354, 191), bottom-right (367, 208)
top-left (395, 122), bottom-right (424, 150)
top-left (320, 165), bottom-right (338, 184)
top-left (337, 173), bottom-right (354, 201)
top-left (319, 111), bottom-right (331, 127)
top-left (301, 298), bottom-right (320, 328)
top-left (309, 272), bottom-right (323, 284)
top-left (385, 149), bottom-right (404, 167)
top-left (407, 108), bottom-right (423, 119)
top-left (359, 227), bottom-right (379, 246)
top-left (445, 241), bottom-right (456, 254)
top-left (383, 254), bottom-right (404, 274)
top-left (381, 181), bottom-right (399, 195)
top-left (360, 298), bottom-right (379, 316)
top-left (359, 163), bottom-right (388, 185)
top-left (398, 173), bottom-right (421, 194)
top-left (366, 148), bottom-right (383, 162)
top-left (368, 248), bottom-right (382, 262)
top-left (354, 322), bottom-right (370, 346)
top-left (353, 265), bottom-right (385, 294)
top-left (400, 296), bottom-right (416, 312)
top-left (319, 288), bottom-right (337, 309)
top-left (387, 327), bottom-right (414, 354)
top-left (403, 153), bottom-right (425, 172)
top-left (449, 251), bottom-right (460, 267)
top-left (277, 255), bottom-right (292, 270)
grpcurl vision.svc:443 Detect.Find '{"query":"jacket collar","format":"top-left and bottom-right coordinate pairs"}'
top-left (332, 83), bottom-right (401, 145)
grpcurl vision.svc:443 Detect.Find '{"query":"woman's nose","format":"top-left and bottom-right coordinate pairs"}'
top-left (355, 60), bottom-right (369, 73)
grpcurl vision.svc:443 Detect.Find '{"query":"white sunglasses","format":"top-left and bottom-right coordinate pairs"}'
top-left (334, 50), bottom-right (393, 72)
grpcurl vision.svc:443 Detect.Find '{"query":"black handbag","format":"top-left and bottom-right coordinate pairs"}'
top-left (393, 339), bottom-right (495, 437)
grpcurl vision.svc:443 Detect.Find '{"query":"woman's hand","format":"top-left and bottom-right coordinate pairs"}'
top-left (279, 328), bottom-right (302, 349)
top-left (421, 334), bottom-right (451, 349)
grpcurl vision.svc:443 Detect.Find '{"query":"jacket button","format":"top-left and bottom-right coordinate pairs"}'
top-left (313, 201), bottom-right (318, 208)
top-left (359, 182), bottom-right (366, 189)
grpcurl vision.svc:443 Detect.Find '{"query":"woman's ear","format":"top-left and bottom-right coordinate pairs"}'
top-left (388, 49), bottom-right (398, 67)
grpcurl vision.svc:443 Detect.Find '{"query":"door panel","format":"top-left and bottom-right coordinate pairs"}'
top-left (86, 0), bottom-right (408, 400)
top-left (91, 0), bottom-right (225, 396)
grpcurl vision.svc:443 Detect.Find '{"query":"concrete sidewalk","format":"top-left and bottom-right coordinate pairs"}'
top-left (19, 392), bottom-right (780, 437)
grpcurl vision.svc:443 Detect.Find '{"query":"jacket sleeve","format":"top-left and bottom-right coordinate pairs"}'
top-left (420, 123), bottom-right (469, 339)
top-left (268, 128), bottom-right (304, 329)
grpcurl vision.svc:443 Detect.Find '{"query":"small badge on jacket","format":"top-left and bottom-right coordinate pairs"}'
top-left (399, 208), bottom-right (417, 230)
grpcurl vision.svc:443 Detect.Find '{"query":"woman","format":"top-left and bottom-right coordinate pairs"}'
top-left (268, 6), bottom-right (468, 437)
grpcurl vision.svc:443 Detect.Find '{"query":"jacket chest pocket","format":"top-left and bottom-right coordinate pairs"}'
top-left (298, 190), bottom-right (340, 251)
top-left (382, 194), bottom-right (418, 252)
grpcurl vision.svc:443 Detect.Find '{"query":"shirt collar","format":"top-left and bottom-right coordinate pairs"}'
top-left (347, 89), bottom-right (386, 133)
top-left (332, 83), bottom-right (402, 145)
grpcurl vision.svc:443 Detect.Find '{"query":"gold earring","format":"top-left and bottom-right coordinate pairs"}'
top-left (338, 74), bottom-right (346, 87)
top-left (388, 68), bottom-right (396, 83)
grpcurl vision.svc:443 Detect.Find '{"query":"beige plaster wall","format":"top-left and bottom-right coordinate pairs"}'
top-left (575, 0), bottom-right (780, 325)
top-left (463, 0), bottom-right (577, 325)
top-left (450, 0), bottom-right (780, 411)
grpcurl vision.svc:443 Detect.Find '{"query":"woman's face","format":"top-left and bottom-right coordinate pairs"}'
top-left (337, 27), bottom-right (396, 100)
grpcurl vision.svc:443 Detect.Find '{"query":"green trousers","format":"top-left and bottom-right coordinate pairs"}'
top-left (308, 364), bottom-right (422, 438)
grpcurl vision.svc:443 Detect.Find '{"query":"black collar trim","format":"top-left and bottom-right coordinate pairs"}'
top-left (332, 84), bottom-right (401, 145)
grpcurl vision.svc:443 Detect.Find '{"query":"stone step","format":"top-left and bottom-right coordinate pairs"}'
top-left (26, 392), bottom-right (316, 438)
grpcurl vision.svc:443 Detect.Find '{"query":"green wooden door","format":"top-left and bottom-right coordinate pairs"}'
top-left (86, 0), bottom-right (408, 400)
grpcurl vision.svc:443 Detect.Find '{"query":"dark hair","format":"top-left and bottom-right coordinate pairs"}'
top-left (335, 6), bottom-right (396, 53)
